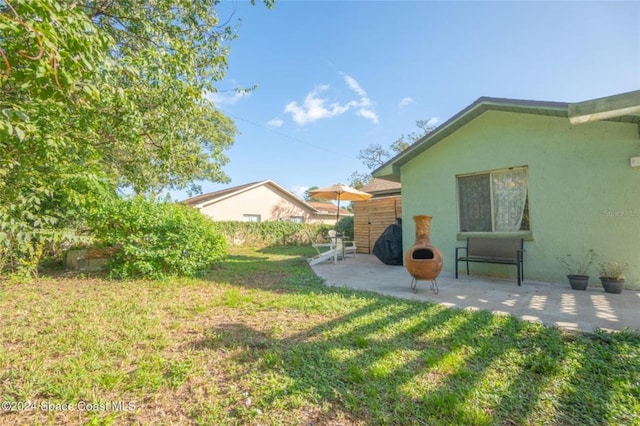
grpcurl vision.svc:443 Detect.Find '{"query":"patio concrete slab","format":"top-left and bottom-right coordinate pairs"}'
top-left (311, 254), bottom-right (640, 333)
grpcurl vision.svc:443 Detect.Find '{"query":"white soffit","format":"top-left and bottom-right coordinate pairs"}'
top-left (569, 90), bottom-right (640, 124)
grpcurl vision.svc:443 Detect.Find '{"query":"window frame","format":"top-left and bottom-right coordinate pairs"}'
top-left (243, 214), bottom-right (261, 223)
top-left (456, 166), bottom-right (532, 239)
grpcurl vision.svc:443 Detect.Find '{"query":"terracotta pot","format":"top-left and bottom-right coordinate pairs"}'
top-left (405, 215), bottom-right (443, 280)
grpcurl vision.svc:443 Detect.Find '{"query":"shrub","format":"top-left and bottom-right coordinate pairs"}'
top-left (0, 174), bottom-right (112, 279)
top-left (336, 216), bottom-right (354, 240)
top-left (88, 197), bottom-right (227, 279)
top-left (598, 261), bottom-right (629, 280)
top-left (215, 221), bottom-right (332, 247)
top-left (0, 220), bottom-right (89, 279)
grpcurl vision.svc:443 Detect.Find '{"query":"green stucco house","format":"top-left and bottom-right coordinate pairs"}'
top-left (373, 91), bottom-right (640, 289)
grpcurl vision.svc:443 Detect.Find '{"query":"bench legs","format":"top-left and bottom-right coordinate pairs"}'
top-left (455, 239), bottom-right (524, 286)
top-left (517, 251), bottom-right (523, 286)
top-left (454, 259), bottom-right (470, 279)
top-left (456, 259), bottom-right (523, 286)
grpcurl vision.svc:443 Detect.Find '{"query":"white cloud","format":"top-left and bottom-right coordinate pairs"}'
top-left (290, 185), bottom-right (309, 198)
top-left (357, 109), bottom-right (379, 122)
top-left (284, 74), bottom-right (379, 126)
top-left (426, 117), bottom-right (440, 128)
top-left (285, 85), bottom-right (350, 125)
top-left (399, 97), bottom-right (416, 109)
top-left (342, 74), bottom-right (368, 98)
top-left (342, 73), bottom-right (379, 124)
top-left (204, 89), bottom-right (249, 105)
top-left (267, 118), bottom-right (284, 128)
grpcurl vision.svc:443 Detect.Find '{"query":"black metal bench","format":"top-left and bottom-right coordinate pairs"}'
top-left (455, 237), bottom-right (525, 285)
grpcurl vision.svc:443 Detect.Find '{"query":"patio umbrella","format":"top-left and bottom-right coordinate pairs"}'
top-left (308, 183), bottom-right (372, 224)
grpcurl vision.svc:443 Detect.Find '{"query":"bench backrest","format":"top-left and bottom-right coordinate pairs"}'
top-left (467, 238), bottom-right (523, 260)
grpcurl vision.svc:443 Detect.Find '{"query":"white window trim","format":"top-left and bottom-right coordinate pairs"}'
top-left (243, 214), bottom-right (261, 223)
top-left (456, 166), bottom-right (530, 235)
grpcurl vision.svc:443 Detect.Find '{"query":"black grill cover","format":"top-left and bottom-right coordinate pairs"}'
top-left (373, 224), bottom-right (403, 265)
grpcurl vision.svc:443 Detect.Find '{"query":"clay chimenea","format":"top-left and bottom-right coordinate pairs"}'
top-left (405, 215), bottom-right (443, 294)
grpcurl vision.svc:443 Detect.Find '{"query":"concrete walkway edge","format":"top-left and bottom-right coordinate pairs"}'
top-left (311, 254), bottom-right (640, 333)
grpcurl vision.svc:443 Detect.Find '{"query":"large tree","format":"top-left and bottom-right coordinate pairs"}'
top-left (80, 0), bottom-right (252, 196)
top-left (0, 0), bottom-right (270, 274)
top-left (348, 118), bottom-right (436, 188)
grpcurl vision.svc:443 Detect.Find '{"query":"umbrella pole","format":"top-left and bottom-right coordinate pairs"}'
top-left (335, 193), bottom-right (341, 226)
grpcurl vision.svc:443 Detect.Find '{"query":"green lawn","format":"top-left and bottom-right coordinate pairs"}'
top-left (1, 246), bottom-right (639, 425)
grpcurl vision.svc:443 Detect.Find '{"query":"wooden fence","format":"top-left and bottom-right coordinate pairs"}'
top-left (353, 196), bottom-right (402, 254)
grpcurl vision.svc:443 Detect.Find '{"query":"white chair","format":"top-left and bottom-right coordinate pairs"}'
top-left (306, 229), bottom-right (339, 265)
top-left (329, 230), bottom-right (357, 260)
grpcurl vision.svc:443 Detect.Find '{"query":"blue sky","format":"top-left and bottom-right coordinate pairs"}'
top-left (174, 1), bottom-right (639, 202)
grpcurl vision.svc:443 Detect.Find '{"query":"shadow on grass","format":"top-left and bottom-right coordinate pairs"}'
top-left (195, 246), bottom-right (640, 424)
top-left (193, 304), bottom-right (639, 424)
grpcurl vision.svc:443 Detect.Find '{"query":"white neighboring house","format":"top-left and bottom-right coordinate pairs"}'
top-left (182, 180), bottom-right (352, 225)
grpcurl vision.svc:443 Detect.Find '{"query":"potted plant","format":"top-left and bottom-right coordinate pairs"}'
top-left (557, 249), bottom-right (595, 290)
top-left (598, 261), bottom-right (628, 294)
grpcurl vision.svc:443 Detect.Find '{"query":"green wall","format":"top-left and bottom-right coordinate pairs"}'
top-left (401, 110), bottom-right (640, 289)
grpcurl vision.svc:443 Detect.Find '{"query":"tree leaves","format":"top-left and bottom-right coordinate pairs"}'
top-left (0, 0), bottom-right (268, 276)
top-left (348, 119), bottom-right (437, 188)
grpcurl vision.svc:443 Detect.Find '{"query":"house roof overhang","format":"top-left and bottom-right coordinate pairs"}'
top-left (569, 90), bottom-right (640, 124)
top-left (307, 202), bottom-right (353, 217)
top-left (373, 92), bottom-right (640, 182)
top-left (360, 178), bottom-right (401, 196)
top-left (183, 179), bottom-right (321, 214)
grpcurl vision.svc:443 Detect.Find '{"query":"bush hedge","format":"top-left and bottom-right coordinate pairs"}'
top-left (336, 216), bottom-right (354, 240)
top-left (215, 221), bottom-right (333, 247)
top-left (88, 197), bottom-right (227, 279)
